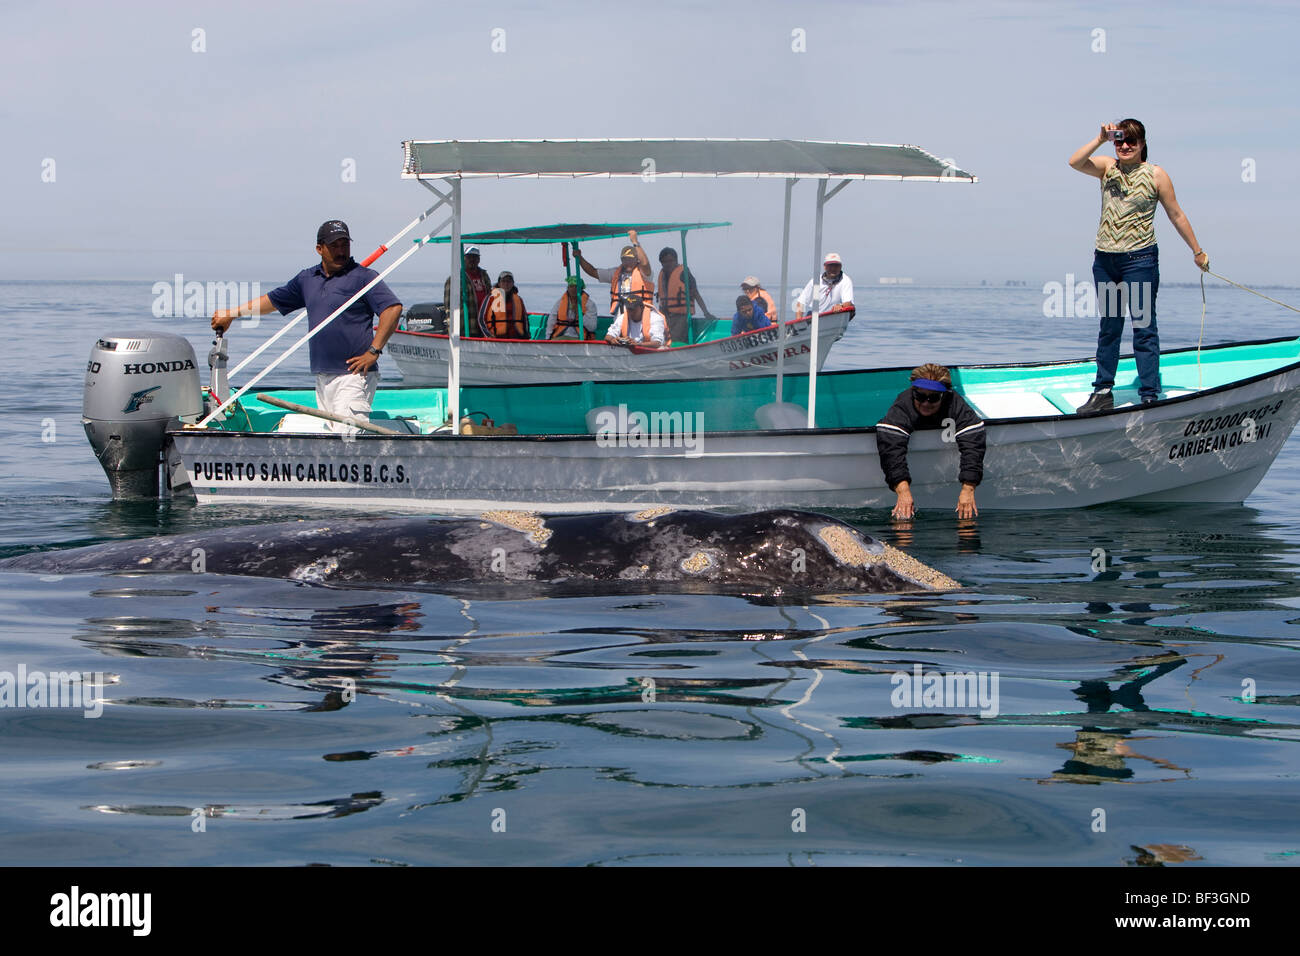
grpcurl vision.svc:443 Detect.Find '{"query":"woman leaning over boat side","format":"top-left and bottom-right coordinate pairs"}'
top-left (1070, 119), bottom-right (1210, 413)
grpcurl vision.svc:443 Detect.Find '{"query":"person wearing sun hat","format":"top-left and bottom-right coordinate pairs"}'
top-left (740, 275), bottom-right (779, 324)
top-left (876, 363), bottom-right (985, 520)
top-left (794, 252), bottom-right (855, 320)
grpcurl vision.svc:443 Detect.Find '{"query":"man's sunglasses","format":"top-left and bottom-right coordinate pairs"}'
top-left (912, 388), bottom-right (944, 403)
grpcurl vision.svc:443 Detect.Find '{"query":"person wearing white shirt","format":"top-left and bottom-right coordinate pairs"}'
top-left (605, 296), bottom-right (667, 348)
top-left (794, 252), bottom-right (855, 319)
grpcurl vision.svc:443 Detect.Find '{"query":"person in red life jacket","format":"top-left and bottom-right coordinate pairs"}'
top-left (443, 245), bottom-right (493, 334)
top-left (546, 276), bottom-right (598, 339)
top-left (477, 271), bottom-right (530, 338)
top-left (575, 229), bottom-right (654, 325)
top-left (605, 293), bottom-right (667, 349)
top-left (794, 252), bottom-right (855, 319)
top-left (730, 294), bottom-right (772, 335)
top-left (876, 363), bottom-right (985, 520)
top-left (740, 275), bottom-right (779, 324)
top-left (656, 246), bottom-right (715, 345)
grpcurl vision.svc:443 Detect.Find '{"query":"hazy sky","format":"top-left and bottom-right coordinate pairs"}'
top-left (3, 0), bottom-right (1297, 289)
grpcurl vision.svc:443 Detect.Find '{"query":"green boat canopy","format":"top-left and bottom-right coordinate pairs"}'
top-left (416, 222), bottom-right (730, 246)
top-left (401, 139), bottom-right (977, 182)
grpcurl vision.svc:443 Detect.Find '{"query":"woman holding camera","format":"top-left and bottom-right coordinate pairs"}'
top-left (1070, 119), bottom-right (1209, 413)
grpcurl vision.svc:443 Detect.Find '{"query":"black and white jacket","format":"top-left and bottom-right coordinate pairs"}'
top-left (875, 389), bottom-right (986, 489)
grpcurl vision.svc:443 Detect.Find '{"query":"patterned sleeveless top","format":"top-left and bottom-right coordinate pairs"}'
top-left (1095, 162), bottom-right (1157, 253)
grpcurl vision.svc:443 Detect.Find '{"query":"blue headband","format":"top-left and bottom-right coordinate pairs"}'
top-left (912, 378), bottom-right (949, 392)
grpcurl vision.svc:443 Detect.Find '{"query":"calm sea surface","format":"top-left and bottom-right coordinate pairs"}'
top-left (2, 279), bottom-right (1299, 866)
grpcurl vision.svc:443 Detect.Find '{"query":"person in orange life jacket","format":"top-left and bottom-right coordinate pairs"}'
top-left (731, 295), bottom-right (772, 335)
top-left (876, 363), bottom-right (985, 521)
top-left (740, 275), bottom-right (779, 324)
top-left (443, 245), bottom-right (493, 334)
top-left (211, 220), bottom-right (402, 436)
top-left (605, 294), bottom-right (667, 348)
top-left (477, 271), bottom-right (530, 338)
top-left (794, 252), bottom-right (854, 319)
top-left (575, 229), bottom-right (654, 317)
top-left (546, 276), bottom-right (598, 339)
top-left (656, 247), bottom-right (715, 345)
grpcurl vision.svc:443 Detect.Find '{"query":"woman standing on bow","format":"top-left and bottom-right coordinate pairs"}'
top-left (1070, 119), bottom-right (1209, 412)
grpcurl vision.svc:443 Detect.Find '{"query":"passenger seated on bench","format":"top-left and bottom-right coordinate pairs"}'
top-left (876, 363), bottom-right (986, 520)
top-left (731, 294), bottom-right (772, 335)
top-left (605, 294), bottom-right (667, 349)
top-left (741, 276), bottom-right (779, 324)
top-left (546, 277), bottom-right (598, 340)
top-left (477, 271), bottom-right (530, 338)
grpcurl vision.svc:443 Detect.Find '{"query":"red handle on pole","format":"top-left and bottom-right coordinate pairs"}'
top-left (360, 244), bottom-right (389, 268)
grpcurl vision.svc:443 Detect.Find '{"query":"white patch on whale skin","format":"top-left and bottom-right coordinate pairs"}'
top-left (290, 556), bottom-right (340, 582)
top-left (679, 550), bottom-right (721, 575)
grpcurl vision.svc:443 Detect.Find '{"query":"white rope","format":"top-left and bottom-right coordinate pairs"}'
top-left (1196, 267), bottom-right (1300, 390)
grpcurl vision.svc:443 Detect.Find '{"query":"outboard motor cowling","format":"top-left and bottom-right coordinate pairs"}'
top-left (83, 332), bottom-right (202, 498)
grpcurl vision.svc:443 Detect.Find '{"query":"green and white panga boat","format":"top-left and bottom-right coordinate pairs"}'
top-left (80, 140), bottom-right (1300, 511)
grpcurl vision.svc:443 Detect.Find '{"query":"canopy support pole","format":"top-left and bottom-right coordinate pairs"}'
top-left (805, 178), bottom-right (852, 428)
top-left (775, 177), bottom-right (796, 405)
top-left (680, 228), bottom-right (691, 344)
top-left (447, 178), bottom-right (463, 428)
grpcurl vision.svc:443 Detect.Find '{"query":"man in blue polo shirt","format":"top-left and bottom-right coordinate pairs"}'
top-left (211, 220), bottom-right (403, 434)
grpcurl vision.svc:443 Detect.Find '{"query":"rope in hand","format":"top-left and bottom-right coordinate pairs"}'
top-left (1196, 266), bottom-right (1300, 389)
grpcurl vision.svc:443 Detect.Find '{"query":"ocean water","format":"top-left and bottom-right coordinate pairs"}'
top-left (2, 279), bottom-right (1299, 866)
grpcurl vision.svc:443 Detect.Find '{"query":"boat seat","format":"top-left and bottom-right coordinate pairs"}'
top-left (754, 402), bottom-right (809, 430)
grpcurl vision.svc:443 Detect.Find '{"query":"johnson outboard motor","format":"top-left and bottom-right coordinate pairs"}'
top-left (83, 331), bottom-right (202, 497)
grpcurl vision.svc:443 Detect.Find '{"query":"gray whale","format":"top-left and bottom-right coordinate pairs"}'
top-left (0, 509), bottom-right (959, 594)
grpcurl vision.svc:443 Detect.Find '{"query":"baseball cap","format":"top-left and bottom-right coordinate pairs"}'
top-left (464, 245), bottom-right (482, 257)
top-left (317, 220), bottom-right (351, 244)
top-left (741, 275), bottom-right (761, 288)
top-left (620, 245), bottom-right (637, 258)
top-left (823, 252), bottom-right (843, 266)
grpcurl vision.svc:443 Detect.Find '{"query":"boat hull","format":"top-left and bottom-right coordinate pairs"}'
top-left (172, 359), bottom-right (1300, 513)
top-left (387, 313), bottom-right (853, 384)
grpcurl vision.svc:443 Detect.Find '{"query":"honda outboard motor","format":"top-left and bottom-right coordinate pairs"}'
top-left (83, 332), bottom-right (202, 498)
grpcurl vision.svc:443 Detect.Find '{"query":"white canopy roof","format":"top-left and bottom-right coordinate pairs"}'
top-left (401, 138), bottom-right (977, 182)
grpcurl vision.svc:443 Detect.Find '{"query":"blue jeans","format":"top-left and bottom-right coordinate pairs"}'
top-left (1091, 245), bottom-right (1160, 399)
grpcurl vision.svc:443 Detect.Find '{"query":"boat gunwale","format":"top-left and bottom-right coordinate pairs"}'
top-left (390, 311), bottom-right (849, 351)
top-left (176, 336), bottom-right (1300, 443)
